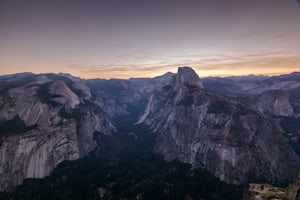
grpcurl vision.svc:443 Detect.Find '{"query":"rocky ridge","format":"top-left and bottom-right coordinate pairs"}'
top-left (202, 72), bottom-right (300, 97)
top-left (138, 67), bottom-right (300, 185)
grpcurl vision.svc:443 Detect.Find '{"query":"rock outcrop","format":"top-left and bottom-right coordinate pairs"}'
top-left (243, 174), bottom-right (300, 200)
top-left (243, 184), bottom-right (289, 200)
top-left (138, 67), bottom-right (300, 185)
top-left (0, 74), bottom-right (115, 191)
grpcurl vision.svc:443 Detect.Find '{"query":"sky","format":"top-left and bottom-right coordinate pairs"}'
top-left (0, 0), bottom-right (299, 79)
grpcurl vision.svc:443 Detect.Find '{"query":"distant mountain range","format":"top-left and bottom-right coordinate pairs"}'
top-left (0, 68), bottom-right (300, 200)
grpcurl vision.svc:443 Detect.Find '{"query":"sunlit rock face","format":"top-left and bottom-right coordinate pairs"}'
top-left (0, 74), bottom-right (115, 191)
top-left (139, 67), bottom-right (300, 185)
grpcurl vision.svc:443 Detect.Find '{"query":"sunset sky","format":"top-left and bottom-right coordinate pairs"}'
top-left (0, 0), bottom-right (299, 79)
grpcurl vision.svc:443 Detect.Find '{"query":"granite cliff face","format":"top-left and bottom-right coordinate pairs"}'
top-left (139, 67), bottom-right (300, 185)
top-left (252, 87), bottom-right (300, 117)
top-left (0, 74), bottom-right (114, 191)
top-left (240, 90), bottom-right (295, 117)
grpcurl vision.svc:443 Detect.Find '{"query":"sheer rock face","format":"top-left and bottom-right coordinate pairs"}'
top-left (249, 90), bottom-right (294, 117)
top-left (0, 74), bottom-right (115, 191)
top-left (139, 67), bottom-right (300, 185)
top-left (174, 67), bottom-right (204, 90)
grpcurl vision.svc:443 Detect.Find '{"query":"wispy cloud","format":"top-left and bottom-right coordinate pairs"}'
top-left (65, 51), bottom-right (300, 78)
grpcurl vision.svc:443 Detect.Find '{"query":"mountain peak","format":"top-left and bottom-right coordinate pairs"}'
top-left (175, 67), bottom-right (204, 89)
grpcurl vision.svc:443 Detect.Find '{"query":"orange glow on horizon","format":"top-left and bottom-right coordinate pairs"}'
top-left (70, 67), bottom-right (299, 80)
top-left (0, 60), bottom-right (299, 80)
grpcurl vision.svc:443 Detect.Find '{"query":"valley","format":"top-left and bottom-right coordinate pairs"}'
top-left (0, 67), bottom-right (299, 200)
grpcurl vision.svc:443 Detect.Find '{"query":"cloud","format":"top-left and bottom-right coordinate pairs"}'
top-left (65, 51), bottom-right (300, 78)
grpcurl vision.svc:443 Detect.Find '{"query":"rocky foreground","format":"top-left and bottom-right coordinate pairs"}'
top-left (243, 174), bottom-right (300, 200)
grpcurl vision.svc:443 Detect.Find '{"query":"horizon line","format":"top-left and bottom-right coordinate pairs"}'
top-left (0, 69), bottom-right (299, 81)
